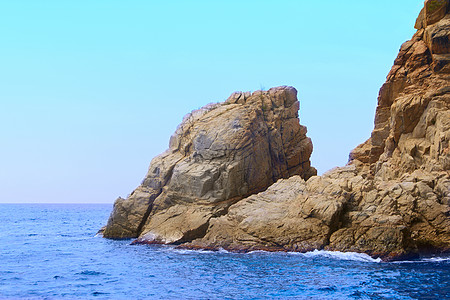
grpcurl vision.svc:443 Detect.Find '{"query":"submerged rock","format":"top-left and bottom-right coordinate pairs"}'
top-left (103, 1), bottom-right (449, 260)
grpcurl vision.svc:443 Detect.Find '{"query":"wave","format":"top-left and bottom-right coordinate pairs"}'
top-left (293, 249), bottom-right (382, 263)
top-left (391, 256), bottom-right (450, 264)
top-left (146, 245), bottom-right (450, 264)
top-left (170, 247), bottom-right (381, 262)
top-left (172, 247), bottom-right (229, 255)
top-left (421, 256), bottom-right (450, 262)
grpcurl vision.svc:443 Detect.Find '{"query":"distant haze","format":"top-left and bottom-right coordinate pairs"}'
top-left (0, 0), bottom-right (423, 203)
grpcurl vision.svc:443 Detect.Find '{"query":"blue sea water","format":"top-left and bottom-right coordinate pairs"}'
top-left (0, 204), bottom-right (448, 299)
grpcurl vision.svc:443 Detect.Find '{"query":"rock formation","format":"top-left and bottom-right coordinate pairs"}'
top-left (103, 0), bottom-right (449, 261)
top-left (183, 0), bottom-right (450, 260)
top-left (103, 86), bottom-right (317, 241)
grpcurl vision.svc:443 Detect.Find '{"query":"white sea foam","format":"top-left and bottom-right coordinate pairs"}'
top-left (170, 247), bottom-right (381, 262)
top-left (294, 249), bottom-right (382, 263)
top-left (247, 250), bottom-right (271, 254)
top-left (421, 256), bottom-right (450, 262)
top-left (169, 246), bottom-right (233, 255)
top-left (172, 248), bottom-right (217, 255)
top-left (161, 245), bottom-right (449, 264)
top-left (171, 249), bottom-right (195, 254)
top-left (392, 256), bottom-right (450, 264)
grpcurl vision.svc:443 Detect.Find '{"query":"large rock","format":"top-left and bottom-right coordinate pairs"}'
top-left (103, 86), bottom-right (316, 241)
top-left (185, 170), bottom-right (352, 253)
top-left (103, 1), bottom-right (449, 261)
top-left (184, 1), bottom-right (450, 260)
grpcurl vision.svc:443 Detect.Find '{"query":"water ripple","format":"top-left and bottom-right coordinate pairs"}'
top-left (0, 204), bottom-right (448, 299)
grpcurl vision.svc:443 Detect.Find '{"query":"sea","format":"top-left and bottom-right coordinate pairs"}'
top-left (0, 204), bottom-right (448, 299)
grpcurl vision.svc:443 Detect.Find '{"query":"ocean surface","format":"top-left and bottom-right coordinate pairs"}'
top-left (0, 204), bottom-right (448, 299)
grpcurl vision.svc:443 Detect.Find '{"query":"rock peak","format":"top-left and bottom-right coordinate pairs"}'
top-left (102, 85), bottom-right (316, 241)
top-left (415, 0), bottom-right (449, 29)
top-left (350, 0), bottom-right (450, 177)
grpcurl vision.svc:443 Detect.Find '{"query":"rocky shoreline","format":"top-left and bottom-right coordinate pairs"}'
top-left (102, 0), bottom-right (450, 261)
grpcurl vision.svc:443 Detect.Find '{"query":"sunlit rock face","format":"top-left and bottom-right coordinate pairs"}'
top-left (103, 86), bottom-right (316, 242)
top-left (103, 0), bottom-right (449, 261)
top-left (185, 1), bottom-right (450, 260)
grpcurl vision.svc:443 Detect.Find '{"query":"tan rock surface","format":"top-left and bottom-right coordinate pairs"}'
top-left (103, 86), bottom-right (316, 240)
top-left (104, 1), bottom-right (449, 260)
top-left (185, 2), bottom-right (450, 260)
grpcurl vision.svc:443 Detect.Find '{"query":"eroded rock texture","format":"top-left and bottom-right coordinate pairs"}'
top-left (185, 1), bottom-right (450, 260)
top-left (104, 1), bottom-right (449, 261)
top-left (103, 86), bottom-right (316, 241)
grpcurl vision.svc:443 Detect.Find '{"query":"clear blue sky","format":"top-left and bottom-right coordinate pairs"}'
top-left (0, 0), bottom-right (423, 203)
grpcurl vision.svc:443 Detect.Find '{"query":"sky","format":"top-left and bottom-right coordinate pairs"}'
top-left (0, 0), bottom-right (424, 203)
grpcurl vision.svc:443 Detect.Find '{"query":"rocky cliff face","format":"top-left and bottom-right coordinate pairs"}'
top-left (103, 0), bottom-right (449, 260)
top-left (184, 0), bottom-right (450, 260)
top-left (103, 86), bottom-right (317, 242)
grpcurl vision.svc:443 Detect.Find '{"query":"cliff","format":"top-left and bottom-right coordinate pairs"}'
top-left (103, 86), bottom-right (316, 242)
top-left (102, 0), bottom-right (449, 260)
